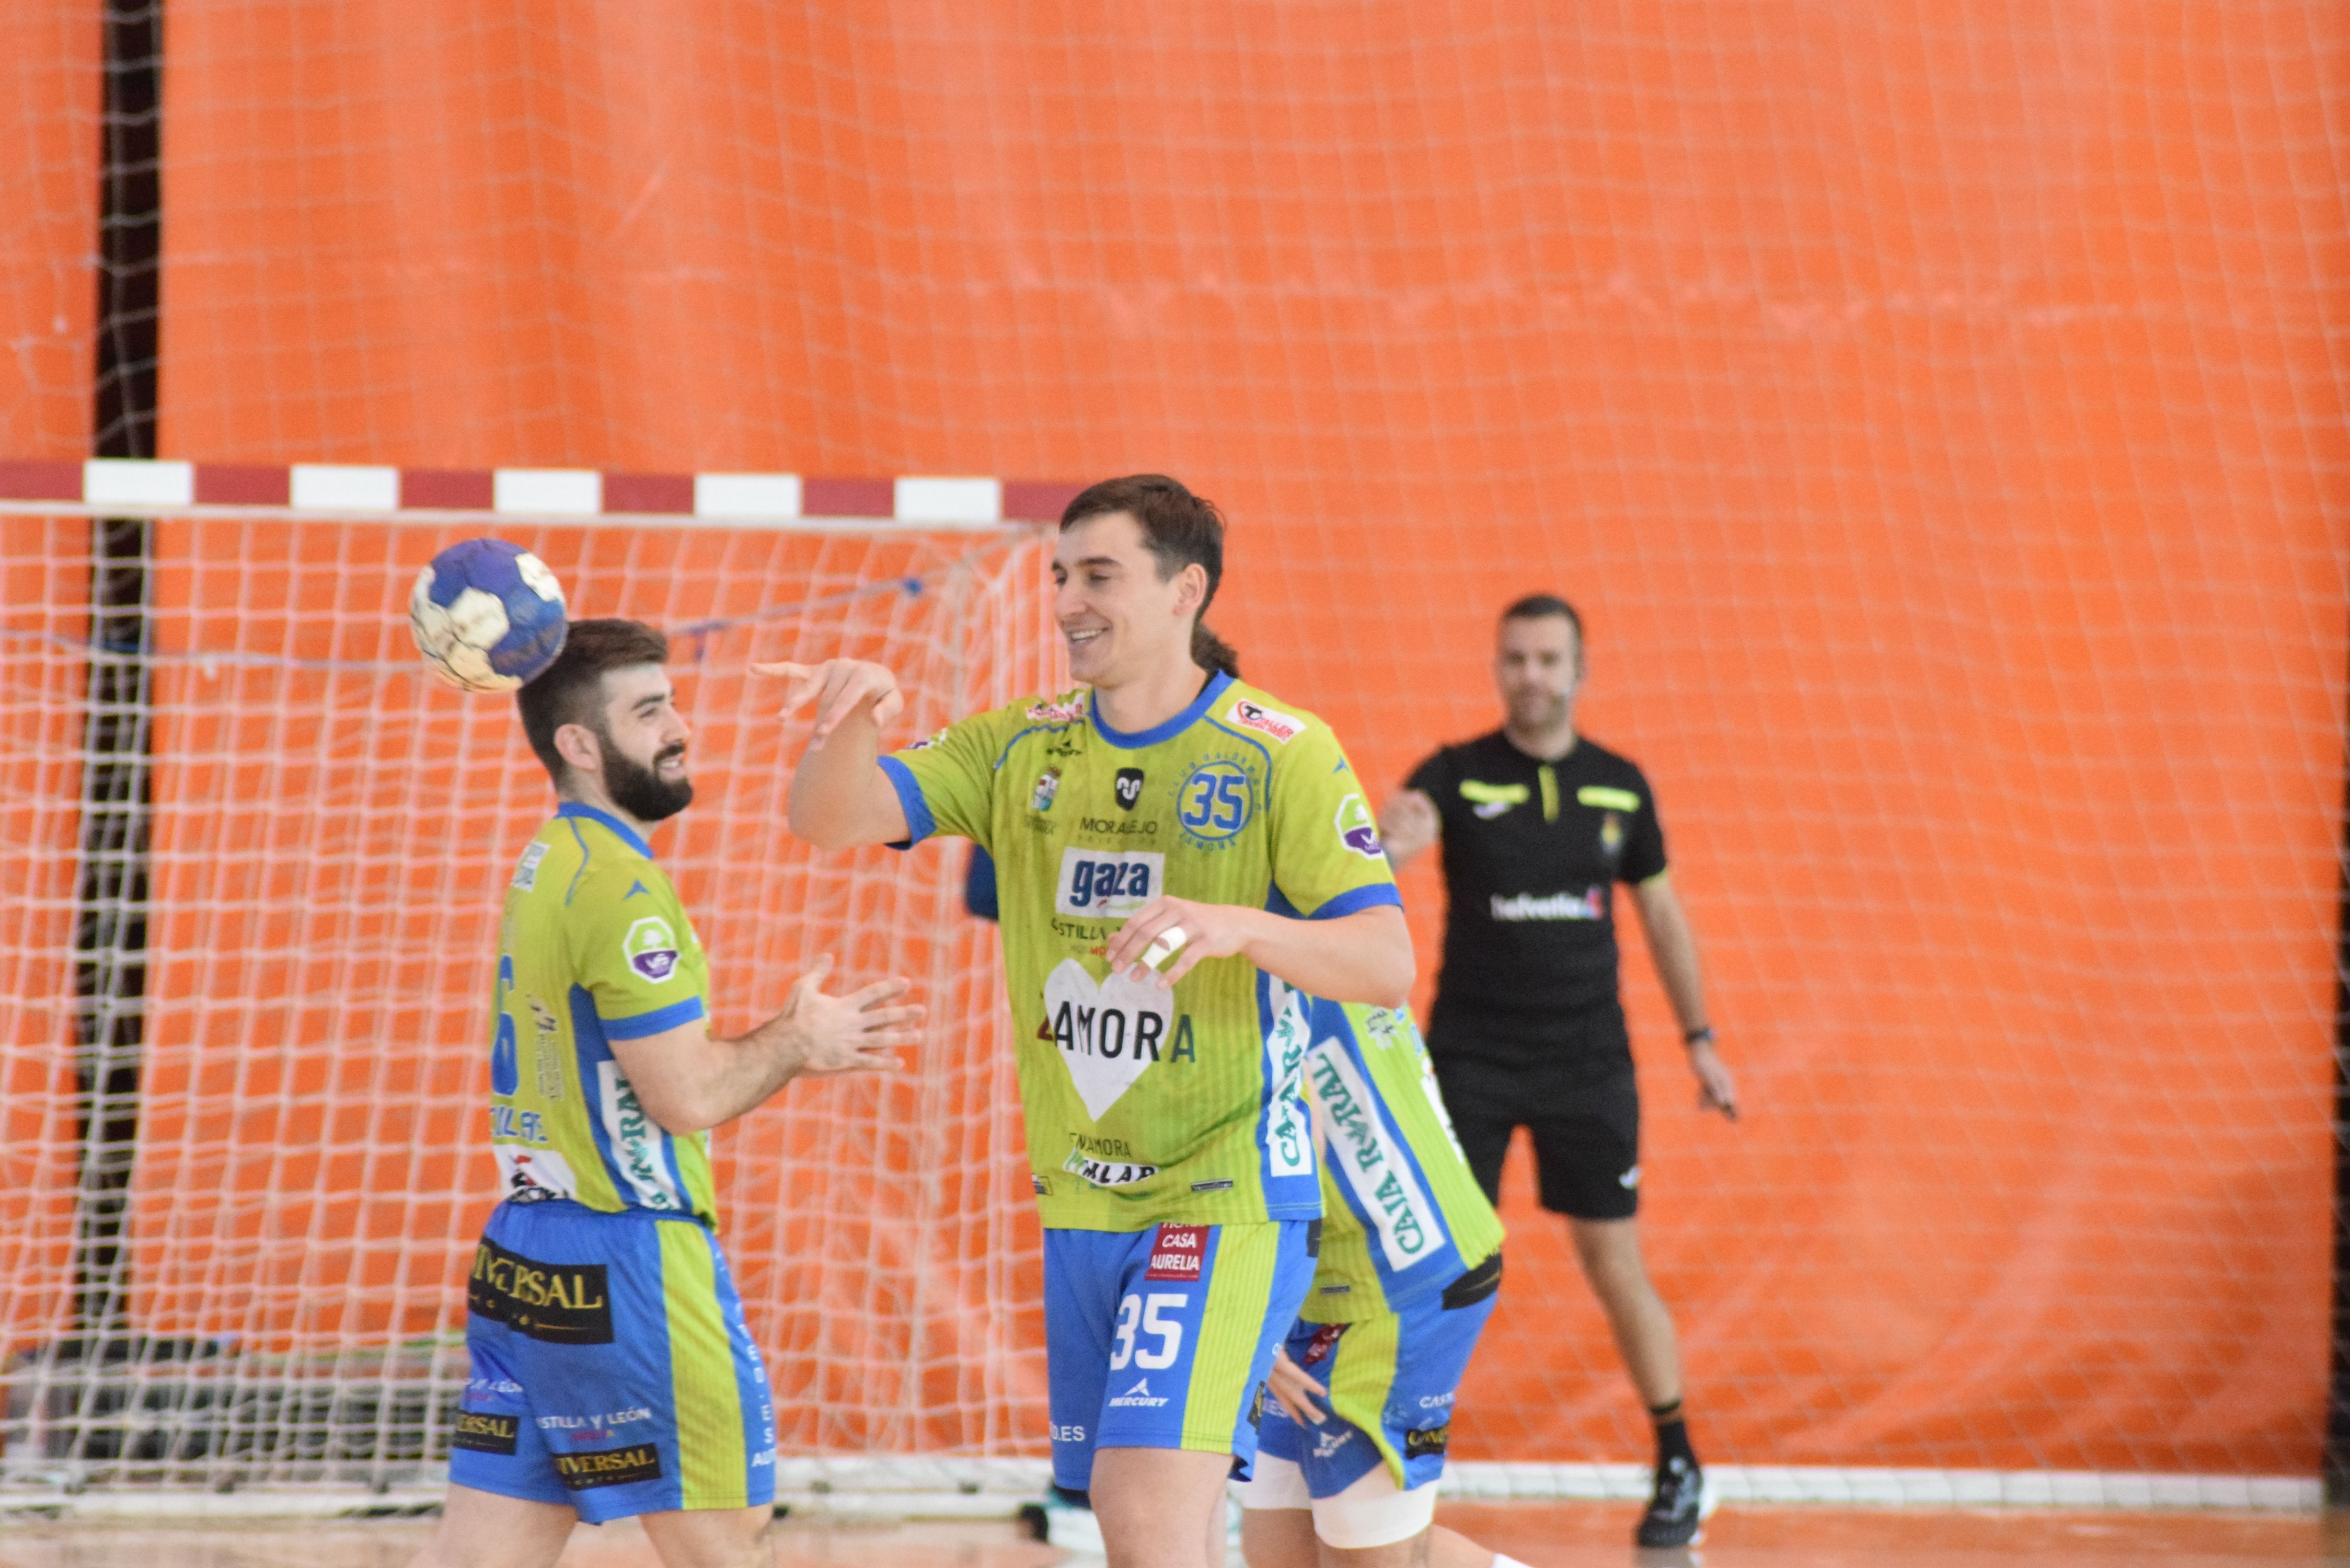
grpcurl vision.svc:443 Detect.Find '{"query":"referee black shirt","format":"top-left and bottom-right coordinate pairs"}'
top-left (1406, 730), bottom-right (1665, 1083)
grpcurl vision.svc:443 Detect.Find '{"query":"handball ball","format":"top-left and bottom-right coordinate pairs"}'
top-left (409, 539), bottom-right (569, 693)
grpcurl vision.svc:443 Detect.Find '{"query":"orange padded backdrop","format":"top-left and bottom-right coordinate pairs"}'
top-left (135, 0), bottom-right (2350, 1471)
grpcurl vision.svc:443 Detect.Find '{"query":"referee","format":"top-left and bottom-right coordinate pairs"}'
top-left (1380, 593), bottom-right (1736, 1550)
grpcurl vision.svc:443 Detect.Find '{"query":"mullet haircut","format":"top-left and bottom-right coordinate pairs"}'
top-left (1500, 592), bottom-right (1585, 648)
top-left (1060, 473), bottom-right (1239, 678)
top-left (515, 617), bottom-right (669, 782)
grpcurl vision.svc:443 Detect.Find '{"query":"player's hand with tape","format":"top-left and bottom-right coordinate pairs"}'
top-left (1102, 894), bottom-right (1262, 989)
top-left (754, 657), bottom-right (906, 743)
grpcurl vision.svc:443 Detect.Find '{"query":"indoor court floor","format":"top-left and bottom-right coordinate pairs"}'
top-left (0, 1504), bottom-right (2342, 1568)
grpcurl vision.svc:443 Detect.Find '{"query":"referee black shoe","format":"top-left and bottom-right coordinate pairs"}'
top-left (1635, 1454), bottom-right (1712, 1547)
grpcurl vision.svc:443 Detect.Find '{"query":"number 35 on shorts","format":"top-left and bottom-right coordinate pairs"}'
top-left (1111, 1292), bottom-right (1188, 1370)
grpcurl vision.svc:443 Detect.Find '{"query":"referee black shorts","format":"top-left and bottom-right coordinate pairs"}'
top-left (1429, 1013), bottom-right (1641, 1223)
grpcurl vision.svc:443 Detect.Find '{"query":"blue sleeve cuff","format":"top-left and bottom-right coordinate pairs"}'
top-left (876, 755), bottom-right (937, 850)
top-left (1303, 882), bottom-right (1405, 921)
top-left (602, 995), bottom-right (705, 1040)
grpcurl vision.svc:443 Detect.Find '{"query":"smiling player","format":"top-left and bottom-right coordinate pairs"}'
top-left (771, 475), bottom-right (1413, 1568)
top-left (405, 619), bottom-right (924, 1568)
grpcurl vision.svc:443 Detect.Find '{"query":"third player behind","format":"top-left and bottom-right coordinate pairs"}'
top-left (1232, 998), bottom-right (1532, 1568)
top-left (770, 475), bottom-right (1413, 1568)
top-left (1379, 594), bottom-right (1738, 1550)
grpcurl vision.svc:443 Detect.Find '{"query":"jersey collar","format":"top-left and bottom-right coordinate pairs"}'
top-left (556, 801), bottom-right (654, 859)
top-left (1089, 670), bottom-right (1234, 751)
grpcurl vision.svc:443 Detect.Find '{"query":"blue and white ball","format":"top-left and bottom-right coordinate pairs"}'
top-left (409, 538), bottom-right (569, 693)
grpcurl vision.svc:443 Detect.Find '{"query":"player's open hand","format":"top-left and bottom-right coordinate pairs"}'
top-left (752, 658), bottom-right (906, 745)
top-left (1689, 1037), bottom-right (1738, 1121)
top-left (1102, 896), bottom-right (1261, 990)
top-left (1264, 1347), bottom-right (1328, 1427)
top-left (778, 954), bottom-right (925, 1075)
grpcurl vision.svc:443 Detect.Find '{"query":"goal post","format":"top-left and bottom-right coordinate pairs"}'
top-left (0, 463), bottom-right (1067, 1490)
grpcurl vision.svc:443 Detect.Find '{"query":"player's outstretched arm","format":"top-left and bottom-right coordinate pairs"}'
top-left (756, 659), bottom-right (913, 850)
top-left (1102, 898), bottom-right (1415, 1009)
top-left (610, 956), bottom-right (924, 1135)
top-left (1378, 787), bottom-right (1442, 872)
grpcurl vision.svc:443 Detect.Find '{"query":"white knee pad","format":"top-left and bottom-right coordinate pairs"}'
top-left (1308, 1461), bottom-right (1438, 1550)
top-left (1231, 1452), bottom-right (1313, 1511)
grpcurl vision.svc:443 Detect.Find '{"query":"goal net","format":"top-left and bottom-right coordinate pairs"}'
top-left (1, 501), bottom-right (1059, 1490)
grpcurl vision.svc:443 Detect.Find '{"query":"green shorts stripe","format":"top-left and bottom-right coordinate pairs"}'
top-left (659, 1221), bottom-right (748, 1509)
top-left (1182, 1221), bottom-right (1283, 1452)
top-left (1323, 1306), bottom-right (1407, 1484)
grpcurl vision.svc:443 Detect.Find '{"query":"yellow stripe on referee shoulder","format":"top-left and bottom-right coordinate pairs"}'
top-left (658, 1220), bottom-right (749, 1510)
top-left (1576, 785), bottom-right (1641, 812)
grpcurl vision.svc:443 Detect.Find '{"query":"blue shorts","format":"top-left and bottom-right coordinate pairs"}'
top-left (1257, 1264), bottom-right (1500, 1495)
top-left (1043, 1219), bottom-right (1318, 1492)
top-left (449, 1201), bottom-right (776, 1522)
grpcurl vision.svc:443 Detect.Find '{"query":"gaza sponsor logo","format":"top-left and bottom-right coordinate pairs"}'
top-left (622, 915), bottom-right (681, 981)
top-left (1489, 888), bottom-right (1605, 922)
top-left (1055, 847), bottom-right (1162, 917)
top-left (1225, 697), bottom-right (1305, 743)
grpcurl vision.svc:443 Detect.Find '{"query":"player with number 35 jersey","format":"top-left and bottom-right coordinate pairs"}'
top-left (884, 668), bottom-right (1395, 1227)
top-left (775, 476), bottom-right (1416, 1566)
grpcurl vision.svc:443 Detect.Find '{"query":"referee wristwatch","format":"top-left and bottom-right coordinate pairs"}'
top-left (1681, 1025), bottom-right (1715, 1047)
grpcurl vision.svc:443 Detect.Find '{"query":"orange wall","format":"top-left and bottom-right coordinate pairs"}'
top-left (147, 2), bottom-right (2350, 1470)
top-left (0, 2), bottom-right (97, 1355)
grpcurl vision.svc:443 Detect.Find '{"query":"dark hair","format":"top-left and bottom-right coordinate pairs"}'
top-left (1500, 592), bottom-right (1585, 651)
top-left (516, 617), bottom-right (669, 782)
top-left (1060, 474), bottom-right (1239, 679)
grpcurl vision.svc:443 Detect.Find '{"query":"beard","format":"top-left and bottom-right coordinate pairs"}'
top-left (1506, 690), bottom-right (1569, 731)
top-left (601, 738), bottom-right (694, 823)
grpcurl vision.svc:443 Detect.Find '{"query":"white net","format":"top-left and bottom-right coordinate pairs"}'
top-left (0, 510), bottom-right (1058, 1487)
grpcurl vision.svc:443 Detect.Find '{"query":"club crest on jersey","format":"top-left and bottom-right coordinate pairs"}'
top-left (1334, 793), bottom-right (1383, 858)
top-left (905, 728), bottom-right (948, 752)
top-left (1225, 697), bottom-right (1305, 744)
top-left (1114, 767), bottom-right (1145, 810)
top-left (1032, 767), bottom-right (1062, 812)
top-left (623, 916), bottom-right (681, 981)
top-left (1599, 811), bottom-right (1624, 860)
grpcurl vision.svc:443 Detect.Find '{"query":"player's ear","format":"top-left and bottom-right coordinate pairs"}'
top-left (553, 721), bottom-right (603, 777)
top-left (1172, 561), bottom-right (1208, 617)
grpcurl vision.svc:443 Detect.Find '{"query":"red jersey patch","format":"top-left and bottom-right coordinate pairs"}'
top-left (1145, 1224), bottom-right (1206, 1281)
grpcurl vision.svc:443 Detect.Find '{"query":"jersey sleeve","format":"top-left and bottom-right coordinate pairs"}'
top-left (1269, 721), bottom-right (1405, 920)
top-left (1619, 766), bottom-right (1668, 883)
top-left (570, 870), bottom-right (707, 1040)
top-left (878, 704), bottom-right (1024, 851)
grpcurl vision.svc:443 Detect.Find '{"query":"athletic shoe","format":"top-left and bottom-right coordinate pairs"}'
top-left (1635, 1454), bottom-right (1713, 1547)
top-left (1018, 1485), bottom-right (1107, 1557)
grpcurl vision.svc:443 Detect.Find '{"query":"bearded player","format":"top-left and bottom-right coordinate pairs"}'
top-left (406, 619), bottom-right (924, 1568)
top-left (774, 476), bottom-right (1413, 1568)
